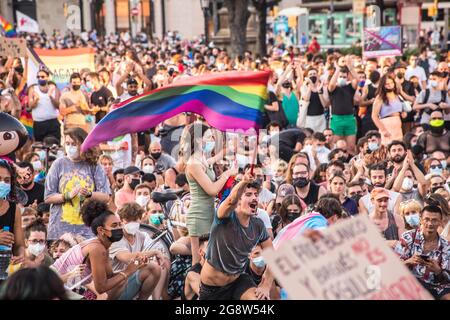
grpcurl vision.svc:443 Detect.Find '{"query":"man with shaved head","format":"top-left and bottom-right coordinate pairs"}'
top-left (149, 141), bottom-right (176, 172)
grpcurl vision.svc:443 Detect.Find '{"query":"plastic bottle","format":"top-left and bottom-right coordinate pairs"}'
top-left (0, 226), bottom-right (13, 280)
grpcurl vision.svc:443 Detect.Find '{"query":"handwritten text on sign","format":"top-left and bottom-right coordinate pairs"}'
top-left (263, 215), bottom-right (433, 300)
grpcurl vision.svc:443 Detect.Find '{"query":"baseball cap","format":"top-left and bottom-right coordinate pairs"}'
top-left (276, 183), bottom-right (295, 204)
top-left (127, 77), bottom-right (138, 85)
top-left (371, 187), bottom-right (390, 200)
top-left (124, 166), bottom-right (141, 176)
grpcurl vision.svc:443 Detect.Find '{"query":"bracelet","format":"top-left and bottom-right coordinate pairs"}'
top-left (119, 271), bottom-right (128, 280)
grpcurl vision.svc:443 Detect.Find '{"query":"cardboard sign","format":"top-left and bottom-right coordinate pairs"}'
top-left (263, 215), bottom-right (433, 300)
top-left (0, 38), bottom-right (27, 58)
top-left (363, 26), bottom-right (402, 58)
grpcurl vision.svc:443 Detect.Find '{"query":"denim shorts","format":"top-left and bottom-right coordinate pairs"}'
top-left (118, 270), bottom-right (142, 300)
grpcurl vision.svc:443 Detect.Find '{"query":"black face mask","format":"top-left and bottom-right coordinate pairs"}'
top-left (373, 182), bottom-right (385, 188)
top-left (385, 88), bottom-right (394, 93)
top-left (15, 66), bottom-right (24, 74)
top-left (396, 72), bottom-right (404, 79)
top-left (286, 212), bottom-right (300, 222)
top-left (309, 76), bottom-right (318, 84)
top-left (282, 83), bottom-right (291, 89)
top-left (72, 85), bottom-right (81, 91)
top-left (129, 178), bottom-right (141, 190)
top-left (442, 72), bottom-right (448, 78)
top-left (151, 152), bottom-right (161, 160)
top-left (430, 187), bottom-right (442, 194)
top-left (255, 178), bottom-right (263, 186)
top-left (107, 228), bottom-right (123, 243)
top-left (351, 194), bottom-right (362, 204)
top-left (293, 177), bottom-right (309, 188)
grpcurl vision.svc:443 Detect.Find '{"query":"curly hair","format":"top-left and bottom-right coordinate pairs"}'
top-left (0, 159), bottom-right (17, 202)
top-left (80, 199), bottom-right (114, 235)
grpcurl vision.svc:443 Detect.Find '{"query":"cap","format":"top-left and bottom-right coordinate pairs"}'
top-left (393, 61), bottom-right (408, 70)
top-left (276, 183), bottom-right (295, 204)
top-left (124, 166), bottom-right (141, 175)
top-left (371, 187), bottom-right (390, 200)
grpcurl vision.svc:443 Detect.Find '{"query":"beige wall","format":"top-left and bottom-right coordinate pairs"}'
top-left (36, 0), bottom-right (67, 34)
top-left (153, 0), bottom-right (204, 39)
top-left (0, 0), bottom-right (14, 23)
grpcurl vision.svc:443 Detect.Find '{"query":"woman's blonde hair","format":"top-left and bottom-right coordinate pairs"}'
top-left (399, 200), bottom-right (422, 217)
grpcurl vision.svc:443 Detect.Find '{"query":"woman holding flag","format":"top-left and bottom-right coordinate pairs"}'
top-left (185, 122), bottom-right (238, 265)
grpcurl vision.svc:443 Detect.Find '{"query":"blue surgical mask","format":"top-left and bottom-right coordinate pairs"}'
top-left (0, 182), bottom-right (11, 199)
top-left (368, 142), bottom-right (379, 152)
top-left (430, 167), bottom-right (443, 176)
top-left (37, 150), bottom-right (46, 161)
top-left (405, 214), bottom-right (420, 227)
top-left (203, 141), bottom-right (215, 154)
top-left (316, 146), bottom-right (325, 153)
top-left (252, 256), bottom-right (266, 269)
top-left (338, 78), bottom-right (347, 87)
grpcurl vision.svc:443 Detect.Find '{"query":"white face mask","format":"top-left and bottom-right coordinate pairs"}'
top-left (123, 221), bottom-right (140, 235)
top-left (143, 165), bottom-right (154, 174)
top-left (32, 160), bottom-right (42, 171)
top-left (429, 80), bottom-right (439, 88)
top-left (136, 195), bottom-right (150, 208)
top-left (28, 243), bottom-right (46, 256)
top-left (401, 177), bottom-right (414, 191)
top-left (65, 145), bottom-right (79, 160)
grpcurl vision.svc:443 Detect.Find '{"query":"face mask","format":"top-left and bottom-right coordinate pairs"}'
top-left (287, 212), bottom-right (300, 222)
top-left (106, 228), bottom-right (123, 243)
top-left (150, 214), bottom-right (162, 225)
top-left (124, 222), bottom-right (140, 235)
top-left (203, 141), bottom-right (215, 154)
top-left (430, 119), bottom-right (444, 128)
top-left (405, 214), bottom-right (420, 227)
top-left (368, 142), bottom-right (379, 152)
top-left (385, 88), bottom-right (394, 93)
top-left (252, 256), bottom-right (266, 269)
top-left (441, 160), bottom-right (447, 170)
top-left (15, 66), bottom-right (24, 74)
top-left (129, 178), bottom-right (141, 190)
top-left (151, 152), bottom-right (161, 160)
top-left (338, 78), bottom-right (347, 87)
top-left (128, 90), bottom-right (138, 96)
top-left (401, 177), bottom-right (414, 191)
top-left (274, 176), bottom-right (284, 184)
top-left (38, 79), bottom-right (48, 86)
top-left (351, 194), bottom-right (362, 204)
top-left (396, 72), bottom-right (404, 79)
top-left (143, 165), bottom-right (154, 174)
top-left (316, 146), bottom-right (325, 153)
top-left (442, 72), bottom-right (448, 78)
top-left (282, 83), bottom-right (291, 89)
top-left (309, 76), bottom-right (317, 84)
top-left (293, 177), bottom-right (309, 188)
top-left (429, 80), bottom-right (439, 88)
top-left (72, 85), bottom-right (81, 91)
top-left (136, 195), bottom-right (150, 208)
top-left (28, 243), bottom-right (46, 257)
top-left (65, 145), bottom-right (79, 160)
top-left (429, 167), bottom-right (443, 176)
top-left (0, 182), bottom-right (11, 199)
top-left (37, 150), bottom-right (46, 161)
top-left (32, 160), bottom-right (42, 171)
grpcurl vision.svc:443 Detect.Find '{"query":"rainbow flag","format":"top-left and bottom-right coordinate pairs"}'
top-left (0, 16), bottom-right (16, 37)
top-left (81, 71), bottom-right (270, 151)
top-left (19, 109), bottom-right (33, 137)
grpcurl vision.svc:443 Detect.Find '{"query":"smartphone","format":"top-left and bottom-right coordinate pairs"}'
top-left (420, 254), bottom-right (430, 262)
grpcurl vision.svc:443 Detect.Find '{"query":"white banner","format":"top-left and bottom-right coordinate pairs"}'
top-left (263, 215), bottom-right (434, 300)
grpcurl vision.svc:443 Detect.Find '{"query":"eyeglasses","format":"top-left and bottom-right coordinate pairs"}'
top-left (28, 239), bottom-right (46, 245)
top-left (430, 165), bottom-right (443, 169)
top-left (349, 191), bottom-right (363, 197)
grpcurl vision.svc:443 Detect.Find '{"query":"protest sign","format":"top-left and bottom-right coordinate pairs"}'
top-left (32, 48), bottom-right (95, 89)
top-left (263, 215), bottom-right (433, 300)
top-left (363, 26), bottom-right (402, 58)
top-left (0, 38), bottom-right (27, 57)
top-left (0, 37), bottom-right (9, 57)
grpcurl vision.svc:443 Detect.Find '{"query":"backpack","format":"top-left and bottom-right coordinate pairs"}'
top-left (422, 89), bottom-right (448, 115)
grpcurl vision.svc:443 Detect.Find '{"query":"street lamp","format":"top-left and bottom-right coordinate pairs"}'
top-left (200, 0), bottom-right (210, 45)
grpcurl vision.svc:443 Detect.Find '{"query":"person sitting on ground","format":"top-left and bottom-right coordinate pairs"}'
top-left (22, 219), bottom-right (54, 269)
top-left (183, 234), bottom-right (209, 300)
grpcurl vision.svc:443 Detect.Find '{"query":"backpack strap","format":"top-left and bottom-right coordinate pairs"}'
top-left (441, 90), bottom-right (447, 104)
top-left (423, 89), bottom-right (430, 104)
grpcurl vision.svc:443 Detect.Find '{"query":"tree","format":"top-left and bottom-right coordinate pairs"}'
top-left (223, 0), bottom-right (250, 57)
top-left (252, 0), bottom-right (280, 57)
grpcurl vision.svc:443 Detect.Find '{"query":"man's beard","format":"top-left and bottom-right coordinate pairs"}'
top-left (393, 155), bottom-right (406, 163)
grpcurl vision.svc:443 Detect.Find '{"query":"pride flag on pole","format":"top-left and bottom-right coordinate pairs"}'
top-left (0, 15), bottom-right (16, 37)
top-left (81, 71), bottom-right (270, 151)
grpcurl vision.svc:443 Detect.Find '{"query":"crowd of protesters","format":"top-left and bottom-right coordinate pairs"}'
top-left (0, 28), bottom-right (450, 300)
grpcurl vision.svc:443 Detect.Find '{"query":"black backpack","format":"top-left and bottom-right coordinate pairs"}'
top-left (422, 89), bottom-right (448, 115)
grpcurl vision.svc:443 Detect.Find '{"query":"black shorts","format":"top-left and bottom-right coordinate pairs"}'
top-left (33, 118), bottom-right (61, 143)
top-left (199, 274), bottom-right (256, 300)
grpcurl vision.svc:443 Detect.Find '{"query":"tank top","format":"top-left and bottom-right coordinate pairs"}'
top-left (281, 93), bottom-right (299, 126)
top-left (31, 86), bottom-right (59, 122)
top-left (307, 91), bottom-right (324, 116)
top-left (0, 201), bottom-right (15, 232)
top-left (379, 97), bottom-right (403, 119)
top-left (187, 163), bottom-right (216, 215)
top-left (383, 211), bottom-right (399, 241)
top-left (301, 182), bottom-right (320, 206)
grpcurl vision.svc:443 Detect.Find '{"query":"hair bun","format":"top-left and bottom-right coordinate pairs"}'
top-left (80, 199), bottom-right (109, 227)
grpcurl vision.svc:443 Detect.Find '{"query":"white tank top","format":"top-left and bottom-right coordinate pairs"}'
top-left (31, 86), bottom-right (59, 122)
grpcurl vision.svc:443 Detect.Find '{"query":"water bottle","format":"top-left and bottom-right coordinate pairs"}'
top-left (0, 226), bottom-right (12, 281)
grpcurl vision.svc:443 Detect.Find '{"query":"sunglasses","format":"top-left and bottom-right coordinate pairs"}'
top-left (430, 165), bottom-right (443, 169)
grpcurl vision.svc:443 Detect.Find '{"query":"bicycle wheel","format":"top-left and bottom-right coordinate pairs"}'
top-left (139, 224), bottom-right (174, 260)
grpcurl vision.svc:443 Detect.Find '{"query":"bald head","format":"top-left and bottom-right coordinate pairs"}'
top-left (150, 141), bottom-right (162, 153)
top-left (437, 62), bottom-right (449, 74)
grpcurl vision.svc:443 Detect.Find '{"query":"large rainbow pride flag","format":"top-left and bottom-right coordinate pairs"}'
top-left (81, 71), bottom-right (270, 151)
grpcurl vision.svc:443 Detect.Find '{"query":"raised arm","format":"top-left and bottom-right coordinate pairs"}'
top-left (217, 172), bottom-right (254, 219)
